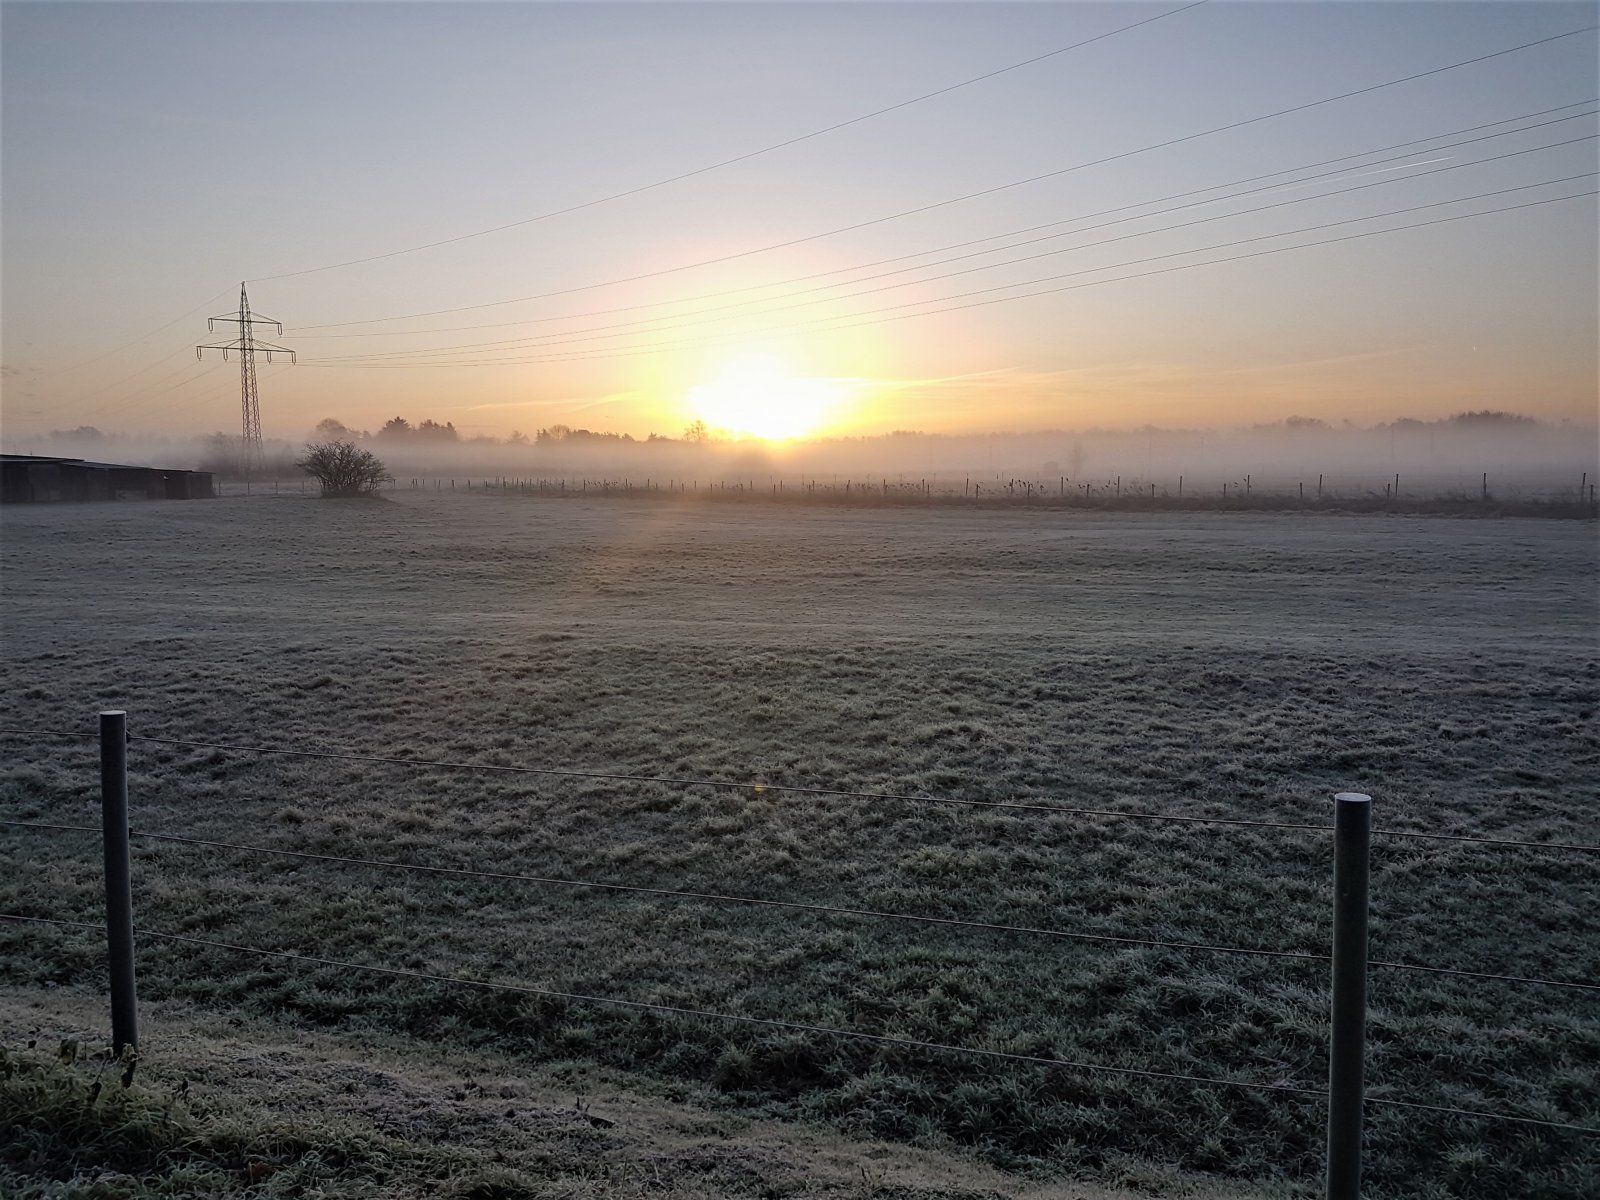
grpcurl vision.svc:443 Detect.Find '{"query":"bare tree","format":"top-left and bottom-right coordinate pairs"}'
top-left (297, 440), bottom-right (393, 497)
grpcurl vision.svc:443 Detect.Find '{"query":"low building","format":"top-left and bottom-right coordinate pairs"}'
top-left (0, 454), bottom-right (214, 503)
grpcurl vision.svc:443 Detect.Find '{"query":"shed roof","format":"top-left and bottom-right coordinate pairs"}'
top-left (1, 453), bottom-right (200, 473)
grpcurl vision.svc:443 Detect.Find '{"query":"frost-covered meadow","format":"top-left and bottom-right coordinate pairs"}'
top-left (2, 493), bottom-right (1596, 1197)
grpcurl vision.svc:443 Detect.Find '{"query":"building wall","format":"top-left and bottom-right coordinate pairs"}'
top-left (0, 459), bottom-right (213, 503)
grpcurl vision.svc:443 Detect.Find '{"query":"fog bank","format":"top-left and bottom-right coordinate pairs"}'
top-left (10, 411), bottom-right (1596, 497)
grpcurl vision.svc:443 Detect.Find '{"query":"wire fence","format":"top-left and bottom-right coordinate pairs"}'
top-left (5, 725), bottom-right (1597, 852)
top-left (1, 715), bottom-right (1596, 1196)
top-left (1, 816), bottom-right (1593, 994)
top-left (206, 470), bottom-right (1600, 512)
top-left (2, 908), bottom-right (1590, 1135)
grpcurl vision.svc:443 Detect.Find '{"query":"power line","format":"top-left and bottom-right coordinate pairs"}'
top-left (283, 25), bottom-right (1597, 325)
top-left (45, 289), bottom-right (234, 382)
top-left (1, 726), bottom-right (1594, 852)
top-left (311, 141), bottom-right (1599, 363)
top-left (2, 911), bottom-right (1592, 1133)
top-left (293, 102), bottom-right (1598, 337)
top-left (249, 2), bottom-right (1210, 282)
top-left (67, 345), bottom-right (201, 414)
top-left (317, 144), bottom-right (1599, 359)
top-left (153, 360), bottom-right (294, 427)
top-left (4, 817), bottom-right (1592, 992)
top-left (89, 357), bottom-right (291, 432)
top-left (70, 323), bottom-right (277, 429)
top-left (55, 292), bottom-right (285, 433)
top-left (739, 185), bottom-right (1600, 367)
top-left (76, 360), bottom-right (227, 428)
top-left (69, 358), bottom-right (211, 420)
top-left (303, 183), bottom-right (1600, 369)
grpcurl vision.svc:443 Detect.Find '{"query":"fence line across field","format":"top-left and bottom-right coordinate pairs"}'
top-left (3, 816), bottom-right (1594, 995)
top-left (2, 725), bottom-right (1595, 853)
top-left (208, 470), bottom-right (1599, 511)
top-left (3, 710), bottom-right (1598, 1200)
top-left (2, 910), bottom-right (1594, 1139)
top-left (381, 473), bottom-right (1596, 508)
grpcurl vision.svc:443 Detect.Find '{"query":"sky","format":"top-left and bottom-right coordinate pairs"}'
top-left (2, 1), bottom-right (1596, 443)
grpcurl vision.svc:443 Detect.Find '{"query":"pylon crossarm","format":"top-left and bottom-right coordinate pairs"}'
top-left (207, 315), bottom-right (283, 333)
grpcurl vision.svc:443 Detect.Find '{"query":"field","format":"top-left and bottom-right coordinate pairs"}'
top-left (2, 492), bottom-right (1597, 1198)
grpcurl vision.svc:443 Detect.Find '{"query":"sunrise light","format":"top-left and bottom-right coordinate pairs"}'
top-left (685, 352), bottom-right (849, 441)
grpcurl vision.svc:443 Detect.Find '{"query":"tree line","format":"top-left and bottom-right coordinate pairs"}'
top-left (311, 417), bottom-right (717, 446)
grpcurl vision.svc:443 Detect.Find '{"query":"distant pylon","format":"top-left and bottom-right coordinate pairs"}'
top-left (197, 283), bottom-right (295, 475)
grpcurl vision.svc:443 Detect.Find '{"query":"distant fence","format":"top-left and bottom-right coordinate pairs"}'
top-left (211, 470), bottom-right (1600, 512)
top-left (391, 470), bottom-right (1600, 506)
top-left (2, 712), bottom-right (1597, 1200)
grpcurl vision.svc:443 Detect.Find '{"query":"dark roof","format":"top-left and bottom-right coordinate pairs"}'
top-left (1, 453), bottom-right (205, 474)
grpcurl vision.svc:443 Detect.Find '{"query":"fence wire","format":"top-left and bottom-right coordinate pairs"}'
top-left (2, 725), bottom-right (1596, 852)
top-left (2, 817), bottom-right (1594, 993)
top-left (2, 911), bottom-right (1593, 1136)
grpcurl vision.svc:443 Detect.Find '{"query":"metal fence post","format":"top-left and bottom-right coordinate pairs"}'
top-left (1327, 791), bottom-right (1371, 1200)
top-left (100, 709), bottom-right (138, 1055)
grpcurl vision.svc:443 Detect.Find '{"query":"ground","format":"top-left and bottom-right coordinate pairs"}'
top-left (1, 492), bottom-right (1596, 1198)
top-left (1, 987), bottom-right (1282, 1200)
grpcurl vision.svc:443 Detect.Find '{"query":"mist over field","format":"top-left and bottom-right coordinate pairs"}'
top-left (15, 410), bottom-right (1598, 496)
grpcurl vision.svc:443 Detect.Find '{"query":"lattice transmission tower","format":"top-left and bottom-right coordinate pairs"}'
top-left (197, 283), bottom-right (296, 475)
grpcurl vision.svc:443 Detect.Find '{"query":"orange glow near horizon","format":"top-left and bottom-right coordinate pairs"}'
top-left (683, 351), bottom-right (859, 441)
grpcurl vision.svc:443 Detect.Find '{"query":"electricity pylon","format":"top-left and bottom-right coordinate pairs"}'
top-left (197, 283), bottom-right (295, 475)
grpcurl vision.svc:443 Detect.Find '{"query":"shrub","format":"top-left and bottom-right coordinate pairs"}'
top-left (297, 440), bottom-right (393, 497)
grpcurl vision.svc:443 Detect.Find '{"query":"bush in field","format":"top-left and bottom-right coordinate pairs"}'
top-left (297, 440), bottom-right (392, 497)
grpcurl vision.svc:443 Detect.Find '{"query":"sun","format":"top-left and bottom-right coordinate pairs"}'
top-left (686, 352), bottom-right (844, 441)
